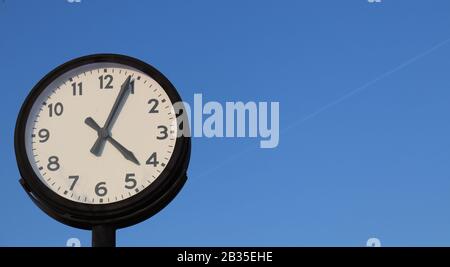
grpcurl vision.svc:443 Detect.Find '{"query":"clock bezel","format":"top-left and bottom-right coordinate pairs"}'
top-left (14, 54), bottom-right (190, 229)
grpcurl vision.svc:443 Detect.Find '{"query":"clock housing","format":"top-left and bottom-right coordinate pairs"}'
top-left (15, 54), bottom-right (190, 229)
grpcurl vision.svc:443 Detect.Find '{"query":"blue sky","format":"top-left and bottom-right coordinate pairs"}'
top-left (2, 0), bottom-right (450, 246)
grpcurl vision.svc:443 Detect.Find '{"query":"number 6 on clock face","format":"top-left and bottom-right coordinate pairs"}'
top-left (15, 54), bottom-right (190, 229)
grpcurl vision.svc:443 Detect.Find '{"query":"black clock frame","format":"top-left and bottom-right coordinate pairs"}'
top-left (14, 54), bottom-right (191, 233)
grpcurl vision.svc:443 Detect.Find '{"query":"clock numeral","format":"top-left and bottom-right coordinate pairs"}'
top-left (71, 82), bottom-right (82, 96)
top-left (48, 102), bottom-right (63, 117)
top-left (148, 99), bottom-right (159, 113)
top-left (157, 125), bottom-right (168, 140)
top-left (124, 173), bottom-right (137, 189)
top-left (99, 75), bottom-right (113, 89)
top-left (47, 156), bottom-right (60, 171)
top-left (38, 129), bottom-right (50, 143)
top-left (146, 152), bottom-right (159, 167)
top-left (95, 182), bottom-right (107, 197)
top-left (68, 175), bottom-right (79, 190)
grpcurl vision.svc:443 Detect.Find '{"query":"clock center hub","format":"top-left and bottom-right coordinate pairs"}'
top-left (99, 128), bottom-right (109, 139)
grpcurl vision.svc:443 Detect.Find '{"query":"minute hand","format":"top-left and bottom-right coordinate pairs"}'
top-left (90, 76), bottom-right (132, 156)
top-left (103, 75), bottom-right (132, 131)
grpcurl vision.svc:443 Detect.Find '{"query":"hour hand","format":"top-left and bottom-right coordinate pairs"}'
top-left (85, 117), bottom-right (107, 156)
top-left (107, 137), bottom-right (140, 165)
top-left (85, 117), bottom-right (101, 131)
top-left (85, 117), bottom-right (140, 165)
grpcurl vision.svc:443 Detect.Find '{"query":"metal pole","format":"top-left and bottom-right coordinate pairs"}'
top-left (92, 225), bottom-right (116, 247)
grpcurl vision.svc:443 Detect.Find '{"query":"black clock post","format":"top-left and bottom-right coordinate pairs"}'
top-left (92, 225), bottom-right (116, 247)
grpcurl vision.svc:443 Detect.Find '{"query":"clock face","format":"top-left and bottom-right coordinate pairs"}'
top-left (23, 62), bottom-right (178, 205)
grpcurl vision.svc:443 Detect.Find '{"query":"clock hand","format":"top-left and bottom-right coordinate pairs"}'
top-left (85, 117), bottom-right (109, 154)
top-left (103, 75), bottom-right (132, 132)
top-left (85, 117), bottom-right (140, 165)
top-left (90, 76), bottom-right (132, 156)
top-left (107, 136), bottom-right (141, 166)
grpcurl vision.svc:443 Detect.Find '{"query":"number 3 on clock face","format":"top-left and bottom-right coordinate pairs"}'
top-left (15, 54), bottom-right (190, 228)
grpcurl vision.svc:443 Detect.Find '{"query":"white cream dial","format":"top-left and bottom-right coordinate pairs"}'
top-left (24, 63), bottom-right (177, 204)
